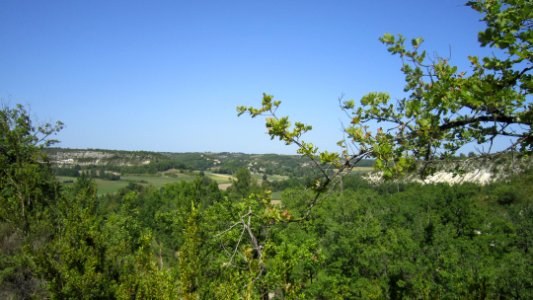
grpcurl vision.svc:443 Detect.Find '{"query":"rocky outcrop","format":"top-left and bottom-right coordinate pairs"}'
top-left (365, 154), bottom-right (531, 185)
top-left (46, 149), bottom-right (152, 167)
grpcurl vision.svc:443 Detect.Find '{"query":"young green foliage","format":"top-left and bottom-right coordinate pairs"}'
top-left (240, 0), bottom-right (532, 180)
top-left (238, 94), bottom-right (369, 216)
top-left (346, 0), bottom-right (532, 175)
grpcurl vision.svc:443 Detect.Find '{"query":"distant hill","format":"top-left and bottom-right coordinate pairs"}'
top-left (44, 147), bottom-right (375, 177)
top-left (45, 148), bottom-right (156, 167)
top-left (44, 148), bottom-right (533, 187)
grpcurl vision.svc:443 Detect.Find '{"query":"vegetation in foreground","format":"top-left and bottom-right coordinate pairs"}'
top-left (1, 0), bottom-right (532, 298)
top-left (1, 103), bottom-right (532, 298)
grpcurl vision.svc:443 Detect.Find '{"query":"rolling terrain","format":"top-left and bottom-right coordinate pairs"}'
top-left (46, 148), bottom-right (374, 195)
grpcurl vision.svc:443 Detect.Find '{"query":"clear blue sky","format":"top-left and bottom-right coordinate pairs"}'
top-left (0, 0), bottom-right (487, 154)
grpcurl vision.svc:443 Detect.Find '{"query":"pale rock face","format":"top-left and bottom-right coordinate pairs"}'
top-left (48, 150), bottom-right (151, 167)
top-left (364, 156), bottom-right (530, 186)
top-left (417, 169), bottom-right (493, 185)
top-left (365, 170), bottom-right (495, 185)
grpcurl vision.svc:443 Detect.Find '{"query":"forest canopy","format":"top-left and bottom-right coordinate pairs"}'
top-left (1, 0), bottom-right (532, 299)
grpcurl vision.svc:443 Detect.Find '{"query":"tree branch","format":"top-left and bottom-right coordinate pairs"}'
top-left (438, 114), bottom-right (528, 131)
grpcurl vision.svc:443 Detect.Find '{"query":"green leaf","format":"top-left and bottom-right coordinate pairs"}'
top-left (411, 37), bottom-right (423, 48)
top-left (343, 100), bottom-right (355, 109)
top-left (380, 33), bottom-right (395, 44)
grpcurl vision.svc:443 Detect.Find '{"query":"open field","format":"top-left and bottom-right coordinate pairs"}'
top-left (271, 191), bottom-right (282, 200)
top-left (204, 172), bottom-right (233, 183)
top-left (58, 176), bottom-right (131, 195)
top-left (58, 171), bottom-right (235, 195)
top-left (262, 174), bottom-right (289, 182)
top-left (122, 174), bottom-right (195, 185)
top-left (351, 166), bottom-right (373, 173)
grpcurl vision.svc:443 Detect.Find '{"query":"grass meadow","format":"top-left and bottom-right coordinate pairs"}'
top-left (58, 172), bottom-right (236, 195)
